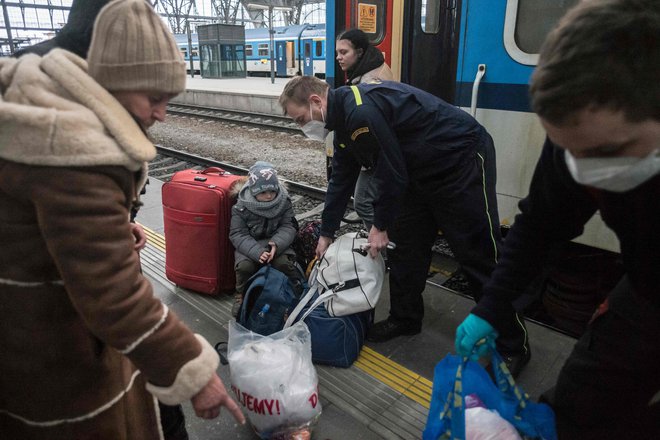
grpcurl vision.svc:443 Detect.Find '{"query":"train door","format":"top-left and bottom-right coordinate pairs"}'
top-left (276, 41), bottom-right (287, 76)
top-left (286, 41), bottom-right (295, 74)
top-left (340, 0), bottom-right (393, 86)
top-left (400, 0), bottom-right (461, 103)
top-left (303, 39), bottom-right (314, 76)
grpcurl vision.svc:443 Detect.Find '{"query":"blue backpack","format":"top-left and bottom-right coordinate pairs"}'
top-left (237, 265), bottom-right (300, 336)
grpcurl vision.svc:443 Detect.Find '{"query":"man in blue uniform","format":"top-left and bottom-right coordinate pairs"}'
top-left (455, 0), bottom-right (659, 437)
top-left (279, 76), bottom-right (530, 375)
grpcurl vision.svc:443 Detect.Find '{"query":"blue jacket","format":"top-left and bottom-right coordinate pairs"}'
top-left (322, 81), bottom-right (487, 236)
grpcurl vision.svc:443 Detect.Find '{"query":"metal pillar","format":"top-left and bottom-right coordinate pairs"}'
top-left (186, 21), bottom-right (195, 78)
top-left (1, 0), bottom-right (15, 54)
top-left (269, 5), bottom-right (274, 84)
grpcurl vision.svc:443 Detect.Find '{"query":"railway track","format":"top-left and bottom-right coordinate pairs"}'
top-left (167, 103), bottom-right (302, 135)
top-left (151, 145), bottom-right (353, 225)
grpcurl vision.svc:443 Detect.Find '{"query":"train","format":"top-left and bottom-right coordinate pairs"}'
top-left (327, 0), bottom-right (615, 254)
top-left (175, 23), bottom-right (326, 78)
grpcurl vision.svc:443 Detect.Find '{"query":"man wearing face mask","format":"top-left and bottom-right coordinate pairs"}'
top-left (455, 0), bottom-right (659, 438)
top-left (279, 76), bottom-right (530, 372)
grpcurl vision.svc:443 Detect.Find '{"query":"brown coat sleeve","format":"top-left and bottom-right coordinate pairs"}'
top-left (24, 165), bottom-right (217, 403)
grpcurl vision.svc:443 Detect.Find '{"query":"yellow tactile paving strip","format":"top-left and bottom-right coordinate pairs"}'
top-left (355, 347), bottom-right (433, 408)
top-left (139, 223), bottom-right (434, 409)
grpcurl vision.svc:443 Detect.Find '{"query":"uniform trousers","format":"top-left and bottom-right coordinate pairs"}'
top-left (387, 133), bottom-right (527, 354)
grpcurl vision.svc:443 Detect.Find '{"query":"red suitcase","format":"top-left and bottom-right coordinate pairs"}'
top-left (162, 167), bottom-right (242, 294)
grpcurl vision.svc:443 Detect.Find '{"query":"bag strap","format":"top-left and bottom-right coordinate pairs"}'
top-left (283, 263), bottom-right (336, 328)
top-left (491, 349), bottom-right (531, 412)
top-left (200, 167), bottom-right (228, 175)
top-left (292, 289), bottom-right (336, 323)
top-left (284, 283), bottom-right (319, 328)
top-left (434, 357), bottom-right (468, 440)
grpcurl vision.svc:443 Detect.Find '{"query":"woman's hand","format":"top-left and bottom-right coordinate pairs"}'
top-left (131, 223), bottom-right (147, 251)
top-left (190, 374), bottom-right (246, 423)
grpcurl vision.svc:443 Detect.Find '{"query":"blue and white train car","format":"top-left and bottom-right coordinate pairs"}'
top-left (174, 33), bottom-right (200, 74)
top-left (245, 24), bottom-right (326, 78)
top-left (176, 25), bottom-right (327, 78)
top-left (300, 23), bottom-right (326, 78)
top-left (245, 24), bottom-right (308, 77)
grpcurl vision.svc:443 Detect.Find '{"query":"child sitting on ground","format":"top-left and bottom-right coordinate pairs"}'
top-left (229, 161), bottom-right (300, 318)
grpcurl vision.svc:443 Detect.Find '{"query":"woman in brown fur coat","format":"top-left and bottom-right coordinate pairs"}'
top-left (0, 1), bottom-right (244, 438)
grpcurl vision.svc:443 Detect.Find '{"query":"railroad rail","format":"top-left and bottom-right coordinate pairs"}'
top-left (167, 103), bottom-right (302, 135)
top-left (153, 145), bottom-right (327, 201)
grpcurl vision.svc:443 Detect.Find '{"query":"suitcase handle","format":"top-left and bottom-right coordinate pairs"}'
top-left (200, 167), bottom-right (228, 175)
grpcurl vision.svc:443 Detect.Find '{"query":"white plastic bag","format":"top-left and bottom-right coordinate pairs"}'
top-left (228, 320), bottom-right (322, 438)
top-left (465, 407), bottom-right (522, 440)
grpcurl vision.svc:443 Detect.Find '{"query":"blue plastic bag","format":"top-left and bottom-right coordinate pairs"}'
top-left (423, 349), bottom-right (557, 440)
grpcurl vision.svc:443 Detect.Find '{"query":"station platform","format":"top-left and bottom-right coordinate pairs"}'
top-left (172, 76), bottom-right (293, 116)
top-left (186, 76), bottom-right (291, 96)
top-left (136, 177), bottom-right (576, 439)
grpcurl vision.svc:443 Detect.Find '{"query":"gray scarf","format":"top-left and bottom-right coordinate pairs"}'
top-left (237, 184), bottom-right (289, 219)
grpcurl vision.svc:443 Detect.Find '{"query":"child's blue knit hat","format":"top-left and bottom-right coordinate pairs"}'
top-left (248, 161), bottom-right (280, 196)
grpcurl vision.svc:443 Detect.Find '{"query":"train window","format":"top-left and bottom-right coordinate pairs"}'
top-left (504, 0), bottom-right (578, 65)
top-left (258, 43), bottom-right (269, 56)
top-left (350, 0), bottom-right (386, 45)
top-left (305, 43), bottom-right (311, 57)
top-left (315, 41), bottom-right (323, 57)
top-left (421, 0), bottom-right (441, 34)
top-left (246, 45), bottom-right (253, 57)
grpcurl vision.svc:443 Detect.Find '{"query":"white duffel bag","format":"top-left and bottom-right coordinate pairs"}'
top-left (228, 321), bottom-right (322, 439)
top-left (315, 231), bottom-right (385, 316)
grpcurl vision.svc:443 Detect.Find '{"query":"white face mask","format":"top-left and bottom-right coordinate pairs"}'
top-left (301, 102), bottom-right (329, 141)
top-left (564, 149), bottom-right (660, 192)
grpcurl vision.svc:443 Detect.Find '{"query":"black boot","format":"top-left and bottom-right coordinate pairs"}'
top-left (486, 342), bottom-right (532, 379)
top-left (500, 344), bottom-right (532, 378)
top-left (366, 318), bottom-right (421, 342)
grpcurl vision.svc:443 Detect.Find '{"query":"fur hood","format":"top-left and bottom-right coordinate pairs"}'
top-left (0, 49), bottom-right (155, 175)
top-left (229, 175), bottom-right (249, 199)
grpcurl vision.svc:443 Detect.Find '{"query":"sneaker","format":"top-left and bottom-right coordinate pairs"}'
top-left (231, 293), bottom-right (243, 319)
top-left (366, 318), bottom-right (421, 343)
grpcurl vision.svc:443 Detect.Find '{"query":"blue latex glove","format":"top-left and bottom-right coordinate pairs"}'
top-left (455, 314), bottom-right (498, 360)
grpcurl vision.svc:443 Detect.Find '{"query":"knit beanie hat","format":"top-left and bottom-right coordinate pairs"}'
top-left (248, 161), bottom-right (280, 196)
top-left (87, 0), bottom-right (186, 94)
